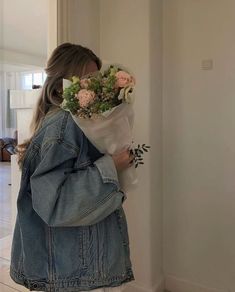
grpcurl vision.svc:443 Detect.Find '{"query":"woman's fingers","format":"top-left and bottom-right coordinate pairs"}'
top-left (111, 149), bottom-right (135, 171)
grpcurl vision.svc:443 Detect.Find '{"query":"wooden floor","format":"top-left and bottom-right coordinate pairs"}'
top-left (0, 162), bottom-right (29, 292)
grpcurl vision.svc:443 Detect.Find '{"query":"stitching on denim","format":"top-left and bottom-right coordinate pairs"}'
top-left (22, 146), bottom-right (40, 179)
top-left (33, 112), bottom-right (64, 139)
top-left (41, 111), bottom-right (80, 154)
top-left (64, 160), bottom-right (92, 174)
top-left (78, 189), bottom-right (122, 221)
top-left (94, 157), bottom-right (119, 185)
top-left (10, 265), bottom-right (134, 289)
top-left (47, 226), bottom-right (57, 285)
top-left (41, 139), bottom-right (80, 156)
top-left (102, 177), bottom-right (118, 184)
top-left (59, 111), bottom-right (69, 141)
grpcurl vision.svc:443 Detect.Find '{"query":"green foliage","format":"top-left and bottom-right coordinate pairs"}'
top-left (103, 65), bottom-right (118, 77)
top-left (130, 144), bottom-right (151, 168)
top-left (63, 83), bottom-right (80, 100)
top-left (61, 83), bottom-right (80, 114)
top-left (88, 78), bottom-right (102, 93)
top-left (99, 102), bottom-right (113, 112)
top-left (103, 75), bottom-right (117, 93)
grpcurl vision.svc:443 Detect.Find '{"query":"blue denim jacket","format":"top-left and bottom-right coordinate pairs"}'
top-left (10, 108), bottom-right (135, 291)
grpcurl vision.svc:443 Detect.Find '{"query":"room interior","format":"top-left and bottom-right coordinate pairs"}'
top-left (0, 0), bottom-right (48, 291)
top-left (0, 1), bottom-right (235, 292)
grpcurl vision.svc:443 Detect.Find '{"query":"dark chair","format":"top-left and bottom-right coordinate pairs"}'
top-left (0, 137), bottom-right (17, 162)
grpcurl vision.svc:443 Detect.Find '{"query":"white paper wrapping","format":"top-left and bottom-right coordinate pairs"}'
top-left (70, 103), bottom-right (138, 193)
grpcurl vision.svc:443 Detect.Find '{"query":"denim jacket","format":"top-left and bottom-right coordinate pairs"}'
top-left (10, 108), bottom-right (135, 291)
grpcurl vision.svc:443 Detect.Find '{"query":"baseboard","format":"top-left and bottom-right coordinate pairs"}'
top-left (124, 275), bottom-right (165, 292)
top-left (165, 274), bottom-right (224, 292)
top-left (155, 276), bottom-right (165, 292)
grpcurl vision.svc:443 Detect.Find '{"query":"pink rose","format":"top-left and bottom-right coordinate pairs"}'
top-left (115, 71), bottom-right (135, 88)
top-left (76, 89), bottom-right (96, 108)
top-left (80, 78), bottom-right (90, 89)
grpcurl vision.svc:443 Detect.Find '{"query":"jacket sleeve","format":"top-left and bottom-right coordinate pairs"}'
top-left (30, 140), bottom-right (126, 227)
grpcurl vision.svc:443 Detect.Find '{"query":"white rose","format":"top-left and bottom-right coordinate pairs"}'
top-left (124, 86), bottom-right (135, 103)
top-left (118, 88), bottom-right (125, 100)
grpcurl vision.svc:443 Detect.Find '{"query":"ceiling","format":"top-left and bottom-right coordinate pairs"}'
top-left (1, 0), bottom-right (48, 69)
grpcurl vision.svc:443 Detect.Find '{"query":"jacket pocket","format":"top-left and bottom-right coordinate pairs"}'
top-left (78, 227), bottom-right (89, 269)
top-left (116, 207), bottom-right (130, 246)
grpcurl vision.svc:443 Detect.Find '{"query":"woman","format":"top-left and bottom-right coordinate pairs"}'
top-left (10, 43), bottom-right (135, 292)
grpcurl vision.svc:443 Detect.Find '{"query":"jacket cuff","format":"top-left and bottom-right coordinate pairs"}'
top-left (94, 154), bottom-right (120, 188)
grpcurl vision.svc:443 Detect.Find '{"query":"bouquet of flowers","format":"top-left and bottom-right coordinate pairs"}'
top-left (61, 65), bottom-right (150, 192)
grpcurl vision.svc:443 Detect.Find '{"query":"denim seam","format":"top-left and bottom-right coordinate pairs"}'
top-left (101, 177), bottom-right (120, 190)
top-left (41, 111), bottom-right (80, 155)
top-left (64, 160), bottom-right (92, 174)
top-left (41, 139), bottom-right (80, 156)
top-left (101, 177), bottom-right (118, 184)
top-left (77, 189), bottom-right (122, 220)
top-left (94, 156), bottom-right (119, 187)
top-left (34, 115), bottom-right (64, 138)
top-left (59, 110), bottom-right (69, 141)
top-left (47, 227), bottom-right (54, 284)
top-left (22, 147), bottom-right (40, 179)
top-left (10, 266), bottom-right (134, 289)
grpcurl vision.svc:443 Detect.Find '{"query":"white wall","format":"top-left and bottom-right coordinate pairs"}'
top-left (68, 0), bottom-right (100, 56)
top-left (163, 1), bottom-right (235, 291)
top-left (100, 0), bottom-right (152, 288)
top-left (100, 1), bottom-right (163, 291)
top-left (149, 0), bottom-right (163, 289)
top-left (56, 0), bottom-right (100, 56)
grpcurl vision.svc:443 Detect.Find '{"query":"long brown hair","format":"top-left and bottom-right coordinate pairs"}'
top-left (17, 43), bottom-right (102, 168)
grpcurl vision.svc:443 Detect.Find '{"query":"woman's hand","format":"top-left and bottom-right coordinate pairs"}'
top-left (111, 149), bottom-right (134, 171)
